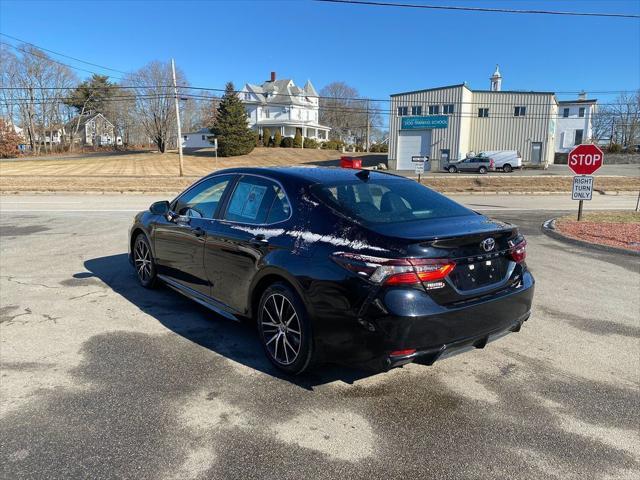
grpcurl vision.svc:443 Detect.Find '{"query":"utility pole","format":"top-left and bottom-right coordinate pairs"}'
top-left (171, 58), bottom-right (184, 177)
top-left (366, 99), bottom-right (370, 153)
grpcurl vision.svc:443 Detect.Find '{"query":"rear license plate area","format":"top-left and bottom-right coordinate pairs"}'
top-left (450, 258), bottom-right (508, 290)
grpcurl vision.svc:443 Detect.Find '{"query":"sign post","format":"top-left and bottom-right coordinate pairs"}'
top-left (568, 144), bottom-right (604, 221)
top-left (412, 155), bottom-right (429, 183)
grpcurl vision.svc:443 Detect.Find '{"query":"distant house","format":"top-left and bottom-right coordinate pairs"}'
top-left (181, 128), bottom-right (215, 149)
top-left (555, 93), bottom-right (597, 153)
top-left (66, 113), bottom-right (120, 146)
top-left (39, 127), bottom-right (64, 145)
top-left (239, 72), bottom-right (330, 143)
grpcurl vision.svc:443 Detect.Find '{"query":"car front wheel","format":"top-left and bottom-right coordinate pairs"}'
top-left (479, 166), bottom-right (488, 174)
top-left (258, 282), bottom-right (313, 374)
top-left (133, 233), bottom-right (158, 288)
top-left (448, 166), bottom-right (457, 173)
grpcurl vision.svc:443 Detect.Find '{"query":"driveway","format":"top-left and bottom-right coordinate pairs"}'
top-left (1, 194), bottom-right (638, 479)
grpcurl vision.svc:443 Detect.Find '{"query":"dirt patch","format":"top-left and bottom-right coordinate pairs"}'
top-left (555, 211), bottom-right (640, 252)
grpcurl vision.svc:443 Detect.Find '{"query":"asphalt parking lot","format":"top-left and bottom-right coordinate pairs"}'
top-left (1, 194), bottom-right (639, 480)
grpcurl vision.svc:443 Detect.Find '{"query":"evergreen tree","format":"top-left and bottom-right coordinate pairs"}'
top-left (64, 74), bottom-right (115, 114)
top-left (293, 129), bottom-right (303, 148)
top-left (263, 127), bottom-right (271, 147)
top-left (274, 130), bottom-right (282, 147)
top-left (212, 82), bottom-right (255, 157)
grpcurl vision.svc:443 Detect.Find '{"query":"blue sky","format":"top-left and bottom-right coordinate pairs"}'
top-left (1, 0), bottom-right (638, 105)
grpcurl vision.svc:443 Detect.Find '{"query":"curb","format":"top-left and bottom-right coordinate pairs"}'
top-left (541, 218), bottom-right (640, 257)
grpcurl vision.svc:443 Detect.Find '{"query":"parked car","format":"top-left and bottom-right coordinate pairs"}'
top-left (476, 150), bottom-right (522, 173)
top-left (129, 167), bottom-right (534, 374)
top-left (443, 156), bottom-right (495, 174)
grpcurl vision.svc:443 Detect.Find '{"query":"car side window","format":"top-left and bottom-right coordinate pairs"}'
top-left (173, 175), bottom-right (233, 219)
top-left (224, 176), bottom-right (290, 225)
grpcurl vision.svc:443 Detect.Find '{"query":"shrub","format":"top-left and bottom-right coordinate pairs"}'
top-left (320, 139), bottom-right (345, 151)
top-left (369, 143), bottom-right (388, 153)
top-left (254, 132), bottom-right (261, 147)
top-left (303, 137), bottom-right (318, 149)
top-left (293, 130), bottom-right (303, 148)
top-left (274, 130), bottom-right (282, 147)
top-left (262, 128), bottom-right (271, 147)
top-left (280, 136), bottom-right (294, 148)
top-left (0, 119), bottom-right (22, 158)
top-left (608, 143), bottom-right (622, 153)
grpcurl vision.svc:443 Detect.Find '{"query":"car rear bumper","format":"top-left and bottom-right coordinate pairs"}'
top-left (353, 270), bottom-right (534, 370)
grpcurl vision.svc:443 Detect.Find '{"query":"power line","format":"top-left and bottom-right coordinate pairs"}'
top-left (315, 0), bottom-right (640, 19)
top-left (0, 32), bottom-right (130, 75)
top-left (0, 41), bottom-right (127, 81)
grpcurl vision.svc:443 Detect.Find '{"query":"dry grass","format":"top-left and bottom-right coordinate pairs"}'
top-left (1, 148), bottom-right (639, 193)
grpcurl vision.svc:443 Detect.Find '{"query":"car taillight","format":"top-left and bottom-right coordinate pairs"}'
top-left (489, 158), bottom-right (495, 168)
top-left (509, 238), bottom-right (527, 263)
top-left (331, 252), bottom-right (455, 287)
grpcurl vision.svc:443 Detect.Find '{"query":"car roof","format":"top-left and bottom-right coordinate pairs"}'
top-left (209, 166), bottom-right (405, 185)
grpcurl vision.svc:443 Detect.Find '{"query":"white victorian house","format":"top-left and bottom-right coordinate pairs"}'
top-left (240, 72), bottom-right (330, 142)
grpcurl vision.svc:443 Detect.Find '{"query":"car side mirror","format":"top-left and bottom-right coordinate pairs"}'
top-left (150, 200), bottom-right (170, 215)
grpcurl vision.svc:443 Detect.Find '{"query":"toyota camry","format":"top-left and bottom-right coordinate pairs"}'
top-left (129, 167), bottom-right (534, 374)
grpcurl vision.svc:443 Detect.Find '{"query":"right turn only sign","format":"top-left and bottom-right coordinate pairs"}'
top-left (572, 175), bottom-right (594, 201)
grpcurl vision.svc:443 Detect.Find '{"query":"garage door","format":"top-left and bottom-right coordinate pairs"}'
top-left (397, 130), bottom-right (431, 170)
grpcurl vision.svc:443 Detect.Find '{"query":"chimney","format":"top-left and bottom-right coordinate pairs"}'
top-left (578, 90), bottom-right (586, 100)
top-left (270, 71), bottom-right (276, 82)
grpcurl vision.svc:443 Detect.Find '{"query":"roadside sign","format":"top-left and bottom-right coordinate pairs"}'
top-left (411, 155), bottom-right (429, 182)
top-left (572, 176), bottom-right (593, 201)
top-left (568, 144), bottom-right (604, 175)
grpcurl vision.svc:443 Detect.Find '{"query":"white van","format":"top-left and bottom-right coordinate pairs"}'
top-left (476, 151), bottom-right (522, 173)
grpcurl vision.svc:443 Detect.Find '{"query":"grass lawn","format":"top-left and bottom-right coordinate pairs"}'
top-left (555, 210), bottom-right (640, 252)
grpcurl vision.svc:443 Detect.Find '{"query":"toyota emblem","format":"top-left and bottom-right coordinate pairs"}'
top-left (481, 237), bottom-right (496, 252)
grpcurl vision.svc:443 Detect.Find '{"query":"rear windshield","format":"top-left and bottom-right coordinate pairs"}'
top-left (310, 178), bottom-right (473, 225)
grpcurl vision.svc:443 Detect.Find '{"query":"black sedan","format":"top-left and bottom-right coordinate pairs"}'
top-left (129, 167), bottom-right (534, 374)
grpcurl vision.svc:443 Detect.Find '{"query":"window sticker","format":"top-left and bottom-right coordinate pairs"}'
top-left (242, 185), bottom-right (267, 219)
top-left (228, 182), bottom-right (268, 220)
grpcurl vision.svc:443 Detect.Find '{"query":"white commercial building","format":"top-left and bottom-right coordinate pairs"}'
top-left (240, 72), bottom-right (330, 142)
top-left (388, 66), bottom-right (558, 170)
top-left (555, 94), bottom-right (597, 153)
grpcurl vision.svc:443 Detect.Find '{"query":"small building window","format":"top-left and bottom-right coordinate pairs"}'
top-left (397, 106), bottom-right (408, 116)
top-left (440, 149), bottom-right (450, 161)
top-left (578, 107), bottom-right (585, 118)
top-left (183, 135), bottom-right (188, 140)
top-left (478, 108), bottom-right (489, 118)
top-left (411, 105), bottom-right (422, 116)
top-left (514, 106), bottom-right (526, 117)
top-left (202, 135), bottom-right (206, 140)
top-left (428, 105), bottom-right (439, 115)
top-left (574, 129), bottom-right (584, 145)
top-left (563, 108), bottom-right (570, 118)
top-left (443, 104), bottom-right (454, 114)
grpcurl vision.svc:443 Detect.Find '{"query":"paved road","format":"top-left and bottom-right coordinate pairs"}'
top-left (397, 163), bottom-right (640, 177)
top-left (1, 195), bottom-right (639, 479)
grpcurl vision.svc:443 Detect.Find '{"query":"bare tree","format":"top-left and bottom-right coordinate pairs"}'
top-left (0, 44), bottom-right (76, 155)
top-left (124, 61), bottom-right (188, 153)
top-left (319, 81), bottom-right (381, 146)
top-left (592, 90), bottom-right (640, 147)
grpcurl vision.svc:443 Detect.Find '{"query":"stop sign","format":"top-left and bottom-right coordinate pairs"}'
top-left (568, 144), bottom-right (604, 175)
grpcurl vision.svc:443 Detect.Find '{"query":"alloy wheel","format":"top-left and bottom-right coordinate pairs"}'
top-left (134, 239), bottom-right (153, 283)
top-left (261, 293), bottom-right (302, 365)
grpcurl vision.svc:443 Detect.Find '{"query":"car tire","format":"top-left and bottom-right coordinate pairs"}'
top-left (133, 233), bottom-right (158, 288)
top-left (503, 164), bottom-right (512, 173)
top-left (479, 166), bottom-right (488, 174)
top-left (448, 166), bottom-right (457, 173)
top-left (257, 282), bottom-right (313, 375)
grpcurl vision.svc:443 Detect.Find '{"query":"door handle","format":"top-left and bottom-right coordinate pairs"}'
top-left (250, 234), bottom-right (269, 246)
top-left (191, 227), bottom-right (205, 237)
